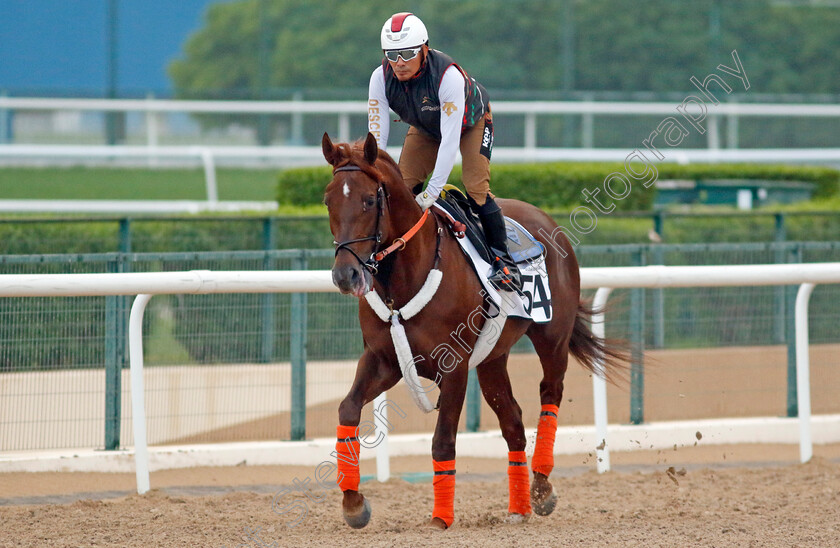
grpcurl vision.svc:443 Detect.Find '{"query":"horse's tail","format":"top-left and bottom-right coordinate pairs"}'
top-left (568, 301), bottom-right (629, 384)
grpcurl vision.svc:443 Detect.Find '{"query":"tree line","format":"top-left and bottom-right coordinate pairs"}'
top-left (169, 0), bottom-right (840, 100)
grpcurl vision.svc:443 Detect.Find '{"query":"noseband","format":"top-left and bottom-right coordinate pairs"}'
top-left (331, 165), bottom-right (389, 275)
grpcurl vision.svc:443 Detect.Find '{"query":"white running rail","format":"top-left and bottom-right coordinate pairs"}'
top-left (2, 96), bottom-right (840, 202)
top-left (0, 262), bottom-right (838, 492)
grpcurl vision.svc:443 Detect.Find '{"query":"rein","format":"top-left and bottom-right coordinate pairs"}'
top-left (373, 209), bottom-right (429, 262)
top-left (332, 164), bottom-right (430, 274)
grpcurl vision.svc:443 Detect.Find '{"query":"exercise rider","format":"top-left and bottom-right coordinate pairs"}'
top-left (367, 12), bottom-right (522, 291)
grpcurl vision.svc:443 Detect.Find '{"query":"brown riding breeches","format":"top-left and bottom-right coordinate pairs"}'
top-left (398, 110), bottom-right (493, 206)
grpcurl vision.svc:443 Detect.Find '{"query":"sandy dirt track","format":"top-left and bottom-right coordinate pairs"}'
top-left (2, 447), bottom-right (840, 547)
top-left (2, 342), bottom-right (839, 546)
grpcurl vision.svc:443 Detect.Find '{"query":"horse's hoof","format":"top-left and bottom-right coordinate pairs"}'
top-left (504, 512), bottom-right (531, 524)
top-left (531, 487), bottom-right (557, 516)
top-left (343, 497), bottom-right (372, 529)
top-left (531, 477), bottom-right (557, 516)
top-left (533, 490), bottom-right (557, 516)
top-left (428, 517), bottom-right (449, 530)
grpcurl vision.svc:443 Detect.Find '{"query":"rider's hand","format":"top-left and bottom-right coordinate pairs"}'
top-left (415, 190), bottom-right (438, 210)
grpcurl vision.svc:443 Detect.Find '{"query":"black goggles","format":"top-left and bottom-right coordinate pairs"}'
top-left (384, 47), bottom-right (422, 63)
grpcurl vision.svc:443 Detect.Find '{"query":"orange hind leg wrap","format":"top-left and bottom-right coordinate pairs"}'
top-left (432, 459), bottom-right (456, 527)
top-left (531, 404), bottom-right (559, 477)
top-left (508, 451), bottom-right (531, 515)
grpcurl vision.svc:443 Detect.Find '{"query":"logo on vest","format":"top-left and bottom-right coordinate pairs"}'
top-left (421, 96), bottom-right (440, 112)
top-left (442, 102), bottom-right (458, 116)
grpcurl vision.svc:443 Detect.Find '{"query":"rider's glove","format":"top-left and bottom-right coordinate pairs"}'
top-left (415, 190), bottom-right (438, 211)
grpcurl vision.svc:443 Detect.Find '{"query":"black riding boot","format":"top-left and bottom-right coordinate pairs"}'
top-left (474, 196), bottom-right (522, 292)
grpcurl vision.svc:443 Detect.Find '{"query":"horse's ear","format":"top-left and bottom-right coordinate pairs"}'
top-left (322, 132), bottom-right (340, 166)
top-left (363, 132), bottom-right (378, 165)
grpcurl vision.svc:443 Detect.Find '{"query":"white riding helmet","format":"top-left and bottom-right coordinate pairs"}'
top-left (380, 12), bottom-right (428, 50)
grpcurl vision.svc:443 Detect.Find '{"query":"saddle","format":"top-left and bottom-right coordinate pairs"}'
top-left (435, 185), bottom-right (545, 265)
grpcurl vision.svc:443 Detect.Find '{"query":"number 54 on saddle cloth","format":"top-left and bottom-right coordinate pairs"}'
top-left (432, 199), bottom-right (552, 325)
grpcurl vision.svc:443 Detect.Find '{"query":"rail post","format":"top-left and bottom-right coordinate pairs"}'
top-left (104, 227), bottom-right (131, 450)
top-left (795, 283), bottom-right (815, 463)
top-left (726, 97), bottom-right (739, 149)
top-left (651, 242), bottom-right (665, 349)
top-left (290, 251), bottom-right (308, 440)
top-left (652, 213), bottom-right (666, 348)
top-left (104, 257), bottom-right (123, 450)
top-left (466, 368), bottom-right (481, 432)
top-left (786, 243), bottom-right (802, 417)
top-left (524, 112), bottom-right (537, 150)
top-left (198, 148), bottom-right (218, 202)
top-left (592, 287), bottom-right (613, 473)
top-left (773, 215), bottom-right (787, 344)
top-left (129, 293), bottom-right (154, 494)
top-left (629, 249), bottom-right (646, 424)
top-left (260, 218), bottom-right (277, 364)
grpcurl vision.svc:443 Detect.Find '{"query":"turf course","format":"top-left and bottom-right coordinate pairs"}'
top-left (0, 167), bottom-right (280, 202)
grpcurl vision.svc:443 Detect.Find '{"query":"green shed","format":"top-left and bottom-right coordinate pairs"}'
top-left (655, 179), bottom-right (816, 210)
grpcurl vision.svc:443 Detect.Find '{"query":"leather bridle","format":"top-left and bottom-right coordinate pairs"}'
top-left (331, 165), bottom-right (389, 275)
top-left (330, 163), bottom-right (435, 277)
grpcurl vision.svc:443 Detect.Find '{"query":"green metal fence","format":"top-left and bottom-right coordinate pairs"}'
top-left (577, 241), bottom-right (840, 424)
top-left (0, 211), bottom-right (839, 255)
top-left (0, 242), bottom-right (839, 452)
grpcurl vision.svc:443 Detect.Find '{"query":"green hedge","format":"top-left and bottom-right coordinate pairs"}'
top-left (0, 208), bottom-right (838, 257)
top-left (0, 217), bottom-right (334, 255)
top-left (277, 162), bottom-right (840, 209)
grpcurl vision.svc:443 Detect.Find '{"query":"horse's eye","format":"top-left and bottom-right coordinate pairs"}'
top-left (323, 197), bottom-right (329, 207)
top-left (365, 196), bottom-right (376, 208)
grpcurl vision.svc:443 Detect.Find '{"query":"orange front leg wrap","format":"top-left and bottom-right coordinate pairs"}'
top-left (335, 425), bottom-right (360, 492)
top-left (507, 451), bottom-right (531, 515)
top-left (531, 404), bottom-right (559, 477)
top-left (432, 459), bottom-right (456, 527)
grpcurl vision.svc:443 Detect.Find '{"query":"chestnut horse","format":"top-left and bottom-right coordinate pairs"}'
top-left (323, 132), bottom-right (622, 529)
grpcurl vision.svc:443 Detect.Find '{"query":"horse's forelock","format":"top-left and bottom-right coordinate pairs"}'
top-left (342, 139), bottom-right (399, 175)
top-left (332, 143), bottom-right (355, 169)
top-left (325, 140), bottom-right (410, 210)
top-left (328, 139), bottom-right (403, 189)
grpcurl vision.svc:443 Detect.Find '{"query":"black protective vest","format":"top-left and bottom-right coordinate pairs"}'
top-left (383, 49), bottom-right (488, 141)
